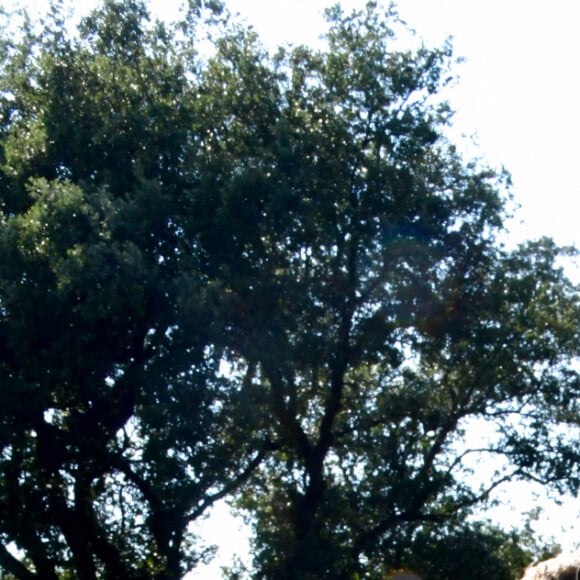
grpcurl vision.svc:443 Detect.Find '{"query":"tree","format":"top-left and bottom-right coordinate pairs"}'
top-left (1, 1), bottom-right (579, 579)
top-left (0, 1), bottom-right (268, 578)
top-left (384, 520), bottom-right (541, 580)
top-left (191, 4), bottom-right (580, 578)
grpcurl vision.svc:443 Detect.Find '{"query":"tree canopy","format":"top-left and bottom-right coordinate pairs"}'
top-left (1, 1), bottom-right (579, 578)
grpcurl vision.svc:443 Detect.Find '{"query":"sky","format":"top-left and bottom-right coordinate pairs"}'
top-left (5, 0), bottom-right (580, 575)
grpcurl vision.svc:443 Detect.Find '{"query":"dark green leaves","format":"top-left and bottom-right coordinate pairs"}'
top-left (1, 1), bottom-right (579, 578)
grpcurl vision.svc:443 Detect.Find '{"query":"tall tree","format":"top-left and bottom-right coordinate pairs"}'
top-left (1, 1), bottom-right (579, 579)
top-left (190, 3), bottom-right (580, 578)
top-left (0, 1), bottom-right (267, 578)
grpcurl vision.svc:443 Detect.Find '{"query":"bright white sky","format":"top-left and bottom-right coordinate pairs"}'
top-left (6, 0), bottom-right (580, 576)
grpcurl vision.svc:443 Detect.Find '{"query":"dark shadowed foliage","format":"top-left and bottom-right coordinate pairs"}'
top-left (1, 1), bottom-right (580, 578)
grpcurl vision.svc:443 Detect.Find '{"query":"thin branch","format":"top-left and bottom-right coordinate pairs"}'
top-left (187, 445), bottom-right (271, 521)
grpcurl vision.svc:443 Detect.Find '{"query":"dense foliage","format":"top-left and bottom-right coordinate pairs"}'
top-left (1, 1), bottom-right (579, 578)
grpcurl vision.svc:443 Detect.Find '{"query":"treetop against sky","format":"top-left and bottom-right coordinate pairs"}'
top-left (1, 1), bottom-right (579, 579)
